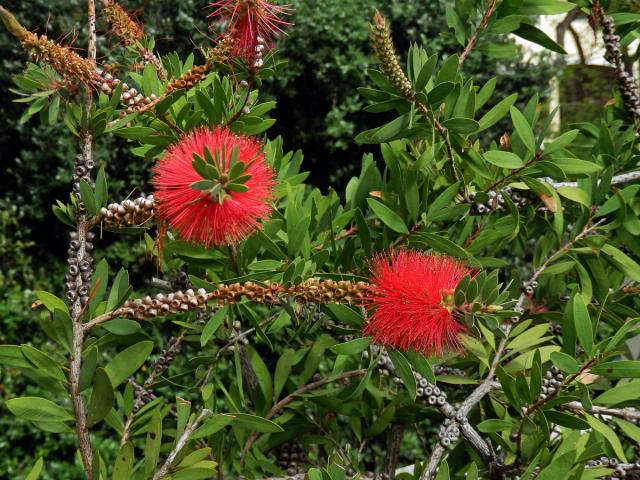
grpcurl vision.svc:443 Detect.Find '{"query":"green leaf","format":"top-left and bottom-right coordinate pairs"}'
top-left (477, 93), bottom-right (517, 132)
top-left (544, 130), bottom-right (579, 154)
top-left (387, 349), bottom-right (417, 400)
top-left (105, 268), bottom-right (131, 312)
top-left (594, 380), bottom-right (640, 406)
top-left (414, 232), bottom-right (480, 267)
top-left (89, 259), bottom-right (109, 317)
top-left (550, 352), bottom-right (579, 374)
top-left (286, 201), bottom-right (311, 257)
top-left (331, 337), bottom-right (371, 356)
top-left (192, 414), bottom-right (235, 440)
top-left (592, 361), bottom-right (640, 379)
top-left (572, 295), bottom-right (593, 355)
top-left (552, 158), bottom-right (602, 175)
top-left (87, 368), bottom-right (115, 427)
top-left (601, 244), bottom-right (640, 281)
top-left (585, 414), bottom-right (627, 461)
top-left (518, 0), bottom-right (575, 15)
top-left (441, 117), bottom-right (479, 134)
top-left (102, 319), bottom-right (141, 336)
top-left (6, 397), bottom-right (73, 422)
top-left (367, 198), bottom-right (408, 233)
top-left (484, 151), bottom-right (524, 169)
top-left (324, 304), bottom-right (364, 327)
top-left (273, 349), bottom-right (296, 400)
top-left (427, 182), bottom-right (460, 219)
top-left (112, 442), bottom-right (134, 480)
top-left (79, 346), bottom-right (98, 392)
top-left (510, 106), bottom-right (536, 152)
top-left (191, 179), bottom-right (215, 191)
top-left (536, 450), bottom-right (575, 480)
top-left (506, 324), bottom-right (550, 354)
top-left (178, 448), bottom-right (214, 469)
top-left (94, 167), bottom-right (108, 208)
top-left (200, 306), bottom-right (227, 347)
top-left (79, 179), bottom-right (97, 216)
top-left (434, 54), bottom-right (459, 84)
top-left (545, 410), bottom-right (589, 430)
top-left (355, 112), bottom-right (412, 144)
top-left (0, 345), bottom-right (32, 369)
top-left (415, 54), bottom-right (438, 91)
top-left (20, 345), bottom-right (66, 381)
top-left (104, 341), bottom-right (154, 387)
top-left (427, 82), bottom-right (455, 105)
top-left (605, 319), bottom-right (640, 353)
top-left (35, 291), bottom-right (68, 315)
top-left (513, 23), bottom-right (567, 54)
top-left (477, 419), bottom-right (515, 432)
top-left (231, 413), bottom-right (284, 433)
top-left (505, 346), bottom-right (560, 373)
top-left (25, 457), bottom-right (44, 480)
top-left (144, 410), bottom-right (163, 476)
top-left (556, 186), bottom-right (590, 207)
top-left (435, 460), bottom-right (450, 480)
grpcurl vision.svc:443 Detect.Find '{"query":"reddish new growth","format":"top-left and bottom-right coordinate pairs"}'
top-left (152, 127), bottom-right (275, 247)
top-left (208, 0), bottom-right (292, 64)
top-left (364, 250), bottom-right (471, 356)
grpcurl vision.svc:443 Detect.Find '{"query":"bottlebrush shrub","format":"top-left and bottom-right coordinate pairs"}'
top-left (2, 1), bottom-right (640, 480)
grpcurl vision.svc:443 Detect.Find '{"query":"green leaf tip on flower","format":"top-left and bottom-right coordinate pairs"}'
top-left (190, 146), bottom-right (253, 204)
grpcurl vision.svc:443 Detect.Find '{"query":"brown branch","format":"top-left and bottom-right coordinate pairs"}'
top-left (240, 369), bottom-right (367, 461)
top-left (69, 2), bottom-right (97, 478)
top-left (396, 220), bottom-right (424, 246)
top-left (384, 424), bottom-right (405, 479)
top-left (459, 0), bottom-right (499, 65)
top-left (421, 443), bottom-right (446, 480)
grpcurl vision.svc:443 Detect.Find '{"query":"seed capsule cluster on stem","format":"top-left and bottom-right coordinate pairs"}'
top-left (65, 231), bottom-right (95, 307)
top-left (97, 194), bottom-right (155, 227)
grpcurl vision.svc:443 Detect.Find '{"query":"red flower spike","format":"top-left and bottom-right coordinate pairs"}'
top-left (208, 0), bottom-right (293, 64)
top-left (152, 127), bottom-right (275, 247)
top-left (364, 250), bottom-right (472, 356)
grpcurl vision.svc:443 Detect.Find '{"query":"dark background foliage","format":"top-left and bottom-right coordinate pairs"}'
top-left (0, 0), bottom-right (556, 476)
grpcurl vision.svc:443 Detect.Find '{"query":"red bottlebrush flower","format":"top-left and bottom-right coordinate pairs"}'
top-left (364, 250), bottom-right (472, 356)
top-left (208, 0), bottom-right (292, 64)
top-left (152, 127), bottom-right (275, 247)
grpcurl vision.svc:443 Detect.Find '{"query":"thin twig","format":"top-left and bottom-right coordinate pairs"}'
top-left (560, 402), bottom-right (640, 422)
top-left (120, 330), bottom-right (188, 446)
top-left (240, 369), bottom-right (367, 461)
top-left (414, 100), bottom-right (460, 182)
top-left (151, 409), bottom-right (212, 480)
top-left (548, 170), bottom-right (640, 189)
top-left (525, 359), bottom-right (596, 416)
top-left (459, 0), bottom-right (499, 65)
top-left (486, 153), bottom-right (541, 192)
